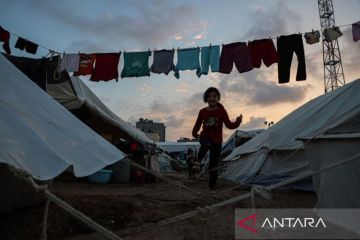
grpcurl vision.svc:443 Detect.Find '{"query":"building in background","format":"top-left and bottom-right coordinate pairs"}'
top-left (136, 118), bottom-right (166, 142)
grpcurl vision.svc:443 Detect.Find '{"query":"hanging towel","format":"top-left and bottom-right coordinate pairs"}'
top-left (323, 27), bottom-right (342, 42)
top-left (58, 53), bottom-right (80, 73)
top-left (74, 53), bottom-right (96, 76)
top-left (201, 45), bottom-right (220, 75)
top-left (248, 39), bottom-right (278, 68)
top-left (304, 31), bottom-right (320, 44)
top-left (91, 53), bottom-right (120, 82)
top-left (121, 51), bottom-right (151, 78)
top-left (277, 34), bottom-right (306, 84)
top-left (219, 42), bottom-right (253, 74)
top-left (0, 26), bottom-right (11, 54)
top-left (352, 21), bottom-right (360, 42)
top-left (174, 47), bottom-right (201, 79)
top-left (15, 37), bottom-right (38, 54)
top-left (150, 49), bottom-right (175, 75)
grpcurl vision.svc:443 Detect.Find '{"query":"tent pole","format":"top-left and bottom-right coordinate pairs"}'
top-left (41, 197), bottom-right (50, 240)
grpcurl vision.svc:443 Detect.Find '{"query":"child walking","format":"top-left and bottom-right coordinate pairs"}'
top-left (192, 87), bottom-right (242, 190)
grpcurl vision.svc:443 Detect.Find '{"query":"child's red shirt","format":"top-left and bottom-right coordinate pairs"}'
top-left (192, 104), bottom-right (240, 144)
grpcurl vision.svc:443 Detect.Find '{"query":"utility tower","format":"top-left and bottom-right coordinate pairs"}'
top-left (318, 0), bottom-right (345, 93)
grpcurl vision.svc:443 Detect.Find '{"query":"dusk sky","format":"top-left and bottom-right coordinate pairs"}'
top-left (1, 0), bottom-right (360, 141)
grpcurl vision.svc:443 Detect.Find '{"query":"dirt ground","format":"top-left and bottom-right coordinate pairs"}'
top-left (0, 173), bottom-right (316, 240)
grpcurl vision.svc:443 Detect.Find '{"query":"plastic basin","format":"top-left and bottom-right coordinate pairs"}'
top-left (88, 169), bottom-right (113, 184)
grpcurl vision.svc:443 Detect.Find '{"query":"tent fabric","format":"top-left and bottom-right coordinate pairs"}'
top-left (0, 54), bottom-right (126, 180)
top-left (224, 79), bottom-right (360, 161)
top-left (47, 76), bottom-right (155, 147)
top-left (222, 79), bottom-right (360, 190)
top-left (156, 142), bottom-right (200, 153)
top-left (221, 129), bottom-right (264, 157)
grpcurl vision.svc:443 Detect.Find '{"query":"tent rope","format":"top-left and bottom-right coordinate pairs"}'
top-left (121, 153), bottom-right (360, 237)
top-left (25, 176), bottom-right (123, 240)
top-left (122, 158), bottom-right (223, 201)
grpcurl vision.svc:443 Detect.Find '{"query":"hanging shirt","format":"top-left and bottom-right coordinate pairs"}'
top-left (58, 53), bottom-right (80, 73)
top-left (121, 51), bottom-right (151, 78)
top-left (192, 103), bottom-right (240, 144)
top-left (304, 31), bottom-right (320, 44)
top-left (352, 21), bottom-right (360, 42)
top-left (0, 26), bottom-right (11, 54)
top-left (201, 45), bottom-right (220, 75)
top-left (90, 53), bottom-right (120, 82)
top-left (150, 49), bottom-right (175, 75)
top-left (174, 47), bottom-right (201, 79)
top-left (323, 27), bottom-right (343, 42)
top-left (5, 55), bottom-right (71, 90)
top-left (74, 53), bottom-right (96, 76)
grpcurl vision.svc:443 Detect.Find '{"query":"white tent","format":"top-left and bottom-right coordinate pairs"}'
top-left (221, 129), bottom-right (264, 159)
top-left (223, 79), bottom-right (360, 191)
top-left (0, 53), bottom-right (126, 181)
top-left (156, 141), bottom-right (200, 154)
top-left (47, 76), bottom-right (154, 148)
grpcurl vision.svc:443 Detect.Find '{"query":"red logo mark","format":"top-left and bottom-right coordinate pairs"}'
top-left (237, 213), bottom-right (257, 233)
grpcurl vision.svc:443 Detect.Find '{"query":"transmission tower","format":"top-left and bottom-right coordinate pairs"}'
top-left (318, 0), bottom-right (345, 93)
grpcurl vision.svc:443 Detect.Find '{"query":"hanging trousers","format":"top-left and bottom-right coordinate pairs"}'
top-left (197, 137), bottom-right (222, 188)
top-left (277, 34), bottom-right (306, 84)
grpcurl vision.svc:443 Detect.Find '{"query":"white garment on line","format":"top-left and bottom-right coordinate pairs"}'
top-left (58, 53), bottom-right (80, 73)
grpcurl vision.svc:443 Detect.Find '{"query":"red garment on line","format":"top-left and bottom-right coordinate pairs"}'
top-left (74, 53), bottom-right (96, 76)
top-left (192, 104), bottom-right (240, 144)
top-left (248, 39), bottom-right (279, 68)
top-left (0, 26), bottom-right (11, 54)
top-left (90, 53), bottom-right (120, 82)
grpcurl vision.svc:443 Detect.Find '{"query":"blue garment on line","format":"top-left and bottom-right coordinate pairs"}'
top-left (201, 45), bottom-right (220, 75)
top-left (174, 47), bottom-right (201, 79)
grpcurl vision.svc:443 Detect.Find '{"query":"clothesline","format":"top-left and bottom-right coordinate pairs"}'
top-left (2, 21), bottom-right (359, 84)
top-left (2, 22), bottom-right (354, 55)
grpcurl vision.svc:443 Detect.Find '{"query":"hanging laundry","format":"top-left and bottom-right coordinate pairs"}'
top-left (219, 42), bottom-right (253, 74)
top-left (0, 26), bottom-right (11, 54)
top-left (121, 51), bottom-right (151, 78)
top-left (58, 53), bottom-right (80, 73)
top-left (201, 45), bottom-right (220, 75)
top-left (277, 34), bottom-right (306, 84)
top-left (15, 37), bottom-right (38, 54)
top-left (174, 47), bottom-right (201, 79)
top-left (304, 30), bottom-right (320, 44)
top-left (5, 55), bottom-right (70, 90)
top-left (74, 53), bottom-right (96, 76)
top-left (15, 37), bottom-right (26, 50)
top-left (90, 53), bottom-right (120, 82)
top-left (323, 27), bottom-right (342, 42)
top-left (352, 21), bottom-right (360, 42)
top-left (150, 49), bottom-right (175, 75)
top-left (248, 39), bottom-right (278, 68)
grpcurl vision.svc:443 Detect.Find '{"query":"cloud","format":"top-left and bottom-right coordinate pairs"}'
top-left (241, 116), bottom-right (266, 130)
top-left (29, 0), bottom-right (197, 49)
top-left (165, 115), bottom-right (185, 128)
top-left (174, 35), bottom-right (183, 41)
top-left (193, 34), bottom-right (204, 40)
top-left (243, 0), bottom-right (303, 40)
top-left (218, 71), bottom-right (311, 107)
